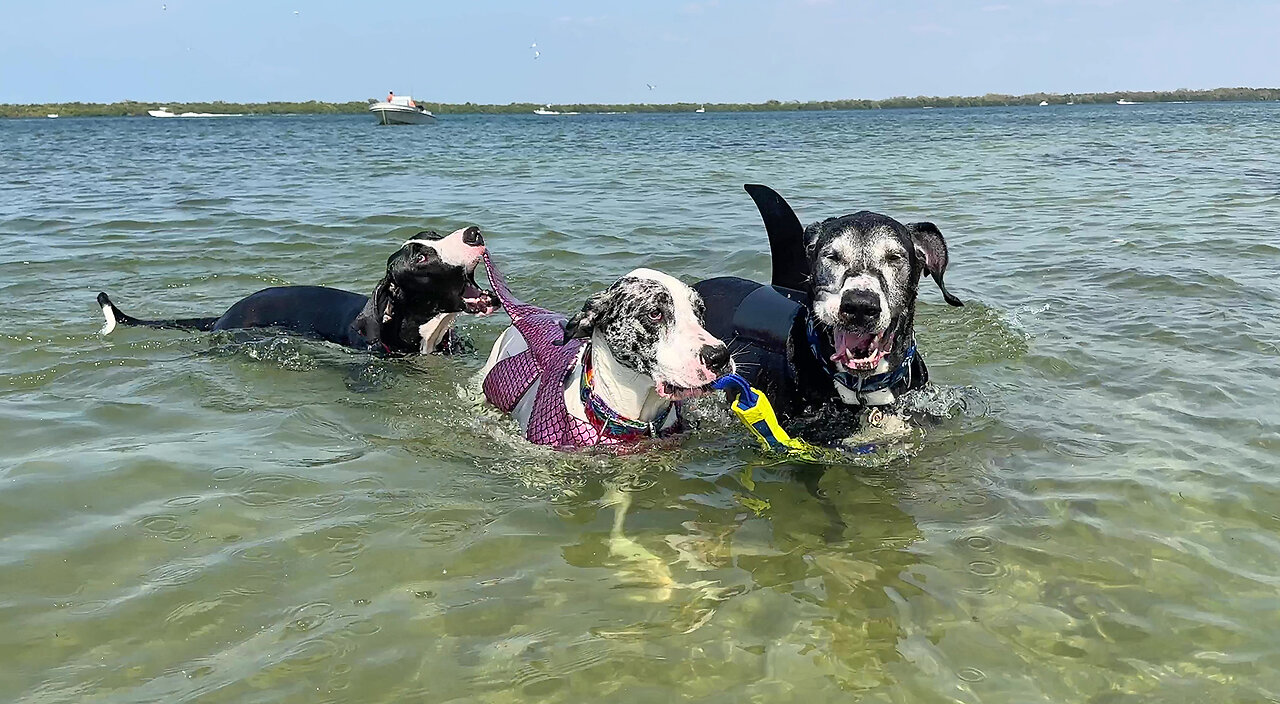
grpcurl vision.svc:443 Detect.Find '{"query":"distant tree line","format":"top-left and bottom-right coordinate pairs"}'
top-left (4, 87), bottom-right (1277, 118)
top-left (0, 100), bottom-right (371, 118)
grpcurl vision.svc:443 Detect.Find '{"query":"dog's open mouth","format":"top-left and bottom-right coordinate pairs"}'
top-left (462, 271), bottom-right (500, 316)
top-left (832, 328), bottom-right (894, 371)
top-left (656, 380), bottom-right (716, 401)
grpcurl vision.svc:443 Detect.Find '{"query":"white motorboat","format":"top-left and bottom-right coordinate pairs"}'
top-left (46, 113), bottom-right (58, 118)
top-left (1039, 100), bottom-right (1049, 106)
top-left (533, 104), bottom-right (560, 115)
top-left (1116, 99), bottom-right (1140, 105)
top-left (695, 106), bottom-right (706, 113)
top-left (369, 96), bottom-right (436, 125)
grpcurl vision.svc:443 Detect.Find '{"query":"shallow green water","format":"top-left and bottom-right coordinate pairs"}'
top-left (2, 104), bottom-right (1279, 702)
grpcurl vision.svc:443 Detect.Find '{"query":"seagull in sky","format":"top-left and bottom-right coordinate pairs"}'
top-left (646, 83), bottom-right (657, 91)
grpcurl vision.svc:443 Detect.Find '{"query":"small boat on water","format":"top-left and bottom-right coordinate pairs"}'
top-left (46, 113), bottom-right (58, 118)
top-left (368, 95), bottom-right (435, 125)
top-left (147, 107), bottom-right (243, 118)
top-left (1116, 99), bottom-right (1140, 105)
top-left (1039, 100), bottom-right (1049, 106)
top-left (533, 105), bottom-right (560, 115)
top-left (695, 106), bottom-right (706, 113)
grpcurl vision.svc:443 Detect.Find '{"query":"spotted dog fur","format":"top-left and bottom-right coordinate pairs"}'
top-left (561, 268), bottom-right (727, 397)
top-left (563, 277), bottom-right (671, 373)
top-left (480, 266), bottom-right (732, 442)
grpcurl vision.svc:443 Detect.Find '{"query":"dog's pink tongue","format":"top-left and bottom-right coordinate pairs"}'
top-left (832, 329), bottom-right (873, 363)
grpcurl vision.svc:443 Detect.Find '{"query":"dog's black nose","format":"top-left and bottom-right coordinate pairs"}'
top-left (462, 226), bottom-right (483, 247)
top-left (700, 344), bottom-right (732, 373)
top-left (839, 289), bottom-right (881, 327)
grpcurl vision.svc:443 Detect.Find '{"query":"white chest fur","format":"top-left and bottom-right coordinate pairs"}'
top-left (417, 313), bottom-right (458, 354)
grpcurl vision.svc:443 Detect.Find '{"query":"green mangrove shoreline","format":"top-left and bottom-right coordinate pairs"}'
top-left (5, 87), bottom-right (1277, 118)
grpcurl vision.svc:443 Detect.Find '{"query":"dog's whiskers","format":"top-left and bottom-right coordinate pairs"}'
top-left (726, 348), bottom-right (762, 376)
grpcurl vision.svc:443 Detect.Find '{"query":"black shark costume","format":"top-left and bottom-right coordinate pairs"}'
top-left (695, 185), bottom-right (964, 422)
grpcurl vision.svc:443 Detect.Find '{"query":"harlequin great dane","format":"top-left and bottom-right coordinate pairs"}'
top-left (479, 254), bottom-right (732, 450)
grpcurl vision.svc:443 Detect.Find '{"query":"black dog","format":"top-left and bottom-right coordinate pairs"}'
top-left (98, 226), bottom-right (499, 355)
top-left (695, 185), bottom-right (963, 426)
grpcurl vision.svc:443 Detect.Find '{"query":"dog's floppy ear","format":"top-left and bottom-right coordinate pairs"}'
top-left (353, 275), bottom-right (395, 345)
top-left (372, 275), bottom-right (399, 322)
top-left (376, 244), bottom-right (413, 320)
top-left (745, 184), bottom-right (810, 292)
top-left (802, 221), bottom-right (823, 258)
top-left (557, 289), bottom-right (612, 345)
top-left (908, 222), bottom-right (963, 307)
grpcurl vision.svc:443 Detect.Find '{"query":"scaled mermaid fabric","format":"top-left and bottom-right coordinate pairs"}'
top-left (480, 253), bottom-right (616, 449)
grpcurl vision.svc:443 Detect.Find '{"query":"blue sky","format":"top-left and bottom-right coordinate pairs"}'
top-left (2, 0), bottom-right (1277, 104)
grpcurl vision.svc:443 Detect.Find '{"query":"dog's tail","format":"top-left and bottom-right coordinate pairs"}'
top-left (96, 292), bottom-right (220, 335)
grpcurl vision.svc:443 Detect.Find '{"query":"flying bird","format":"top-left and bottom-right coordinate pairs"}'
top-left (162, 3), bottom-right (166, 9)
top-left (533, 50), bottom-right (540, 59)
top-left (646, 83), bottom-right (657, 91)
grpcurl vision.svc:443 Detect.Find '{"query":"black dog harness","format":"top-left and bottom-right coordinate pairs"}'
top-left (804, 317), bottom-right (920, 397)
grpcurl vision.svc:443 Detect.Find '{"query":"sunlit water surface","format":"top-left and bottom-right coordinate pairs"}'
top-left (2, 104), bottom-right (1279, 702)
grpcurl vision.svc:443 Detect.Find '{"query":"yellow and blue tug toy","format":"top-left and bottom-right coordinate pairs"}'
top-left (711, 373), bottom-right (873, 463)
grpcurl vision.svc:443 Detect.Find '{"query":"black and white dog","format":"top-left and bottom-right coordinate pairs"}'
top-left (97, 226), bottom-right (500, 355)
top-left (695, 185), bottom-right (964, 433)
top-left (479, 264), bottom-right (733, 448)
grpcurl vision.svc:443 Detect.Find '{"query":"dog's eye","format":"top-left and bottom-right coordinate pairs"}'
top-left (884, 252), bottom-right (903, 265)
top-left (414, 254), bottom-right (428, 264)
top-left (647, 310), bottom-right (664, 322)
top-left (823, 251), bottom-right (841, 263)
